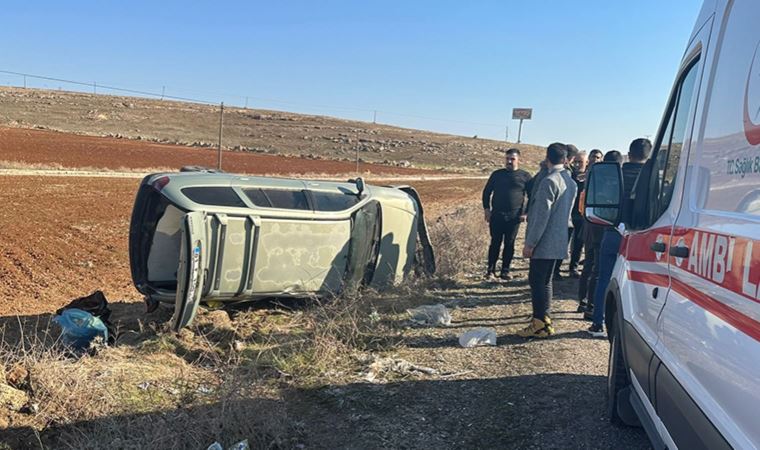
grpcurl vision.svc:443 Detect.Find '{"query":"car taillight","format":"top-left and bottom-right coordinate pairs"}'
top-left (152, 176), bottom-right (170, 191)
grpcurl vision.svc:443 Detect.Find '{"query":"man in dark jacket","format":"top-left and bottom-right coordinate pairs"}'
top-left (580, 149), bottom-right (625, 318)
top-left (568, 151), bottom-right (589, 277)
top-left (482, 148), bottom-right (532, 280)
top-left (588, 139), bottom-right (652, 337)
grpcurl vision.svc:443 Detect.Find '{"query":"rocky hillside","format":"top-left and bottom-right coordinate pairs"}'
top-left (0, 87), bottom-right (545, 172)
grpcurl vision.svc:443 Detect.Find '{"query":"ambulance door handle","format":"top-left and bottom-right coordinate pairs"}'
top-left (650, 242), bottom-right (666, 253)
top-left (669, 246), bottom-right (689, 258)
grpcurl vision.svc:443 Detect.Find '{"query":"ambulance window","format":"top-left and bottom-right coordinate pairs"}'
top-left (652, 57), bottom-right (700, 219)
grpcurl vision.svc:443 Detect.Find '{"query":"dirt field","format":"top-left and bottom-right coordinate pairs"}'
top-left (0, 127), bottom-right (433, 176)
top-left (0, 87), bottom-right (547, 171)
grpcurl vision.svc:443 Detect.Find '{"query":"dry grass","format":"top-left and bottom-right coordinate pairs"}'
top-left (428, 204), bottom-right (486, 279)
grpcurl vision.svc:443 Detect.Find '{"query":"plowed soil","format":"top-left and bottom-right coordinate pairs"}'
top-left (0, 127), bottom-right (432, 176)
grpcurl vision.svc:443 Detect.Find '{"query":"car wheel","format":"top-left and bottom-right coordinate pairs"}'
top-left (607, 310), bottom-right (628, 425)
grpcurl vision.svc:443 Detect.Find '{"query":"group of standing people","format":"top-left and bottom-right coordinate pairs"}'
top-left (481, 138), bottom-right (652, 338)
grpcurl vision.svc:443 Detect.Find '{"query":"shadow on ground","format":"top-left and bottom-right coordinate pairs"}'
top-left (288, 373), bottom-right (649, 449)
top-left (2, 373), bottom-right (650, 450)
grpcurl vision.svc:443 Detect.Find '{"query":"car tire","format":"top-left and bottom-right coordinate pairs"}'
top-left (607, 310), bottom-right (628, 425)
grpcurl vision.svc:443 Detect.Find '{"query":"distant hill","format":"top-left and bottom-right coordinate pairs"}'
top-left (0, 87), bottom-right (545, 173)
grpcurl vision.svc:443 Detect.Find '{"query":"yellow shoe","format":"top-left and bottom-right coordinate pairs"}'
top-left (544, 316), bottom-right (555, 335)
top-left (517, 318), bottom-right (554, 338)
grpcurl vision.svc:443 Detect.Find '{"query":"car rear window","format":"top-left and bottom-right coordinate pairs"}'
top-left (181, 187), bottom-right (247, 207)
top-left (243, 188), bottom-right (311, 210)
top-left (311, 191), bottom-right (360, 211)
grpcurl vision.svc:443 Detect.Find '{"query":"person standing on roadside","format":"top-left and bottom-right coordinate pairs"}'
top-left (568, 150), bottom-right (589, 278)
top-left (580, 149), bottom-right (624, 318)
top-left (577, 149), bottom-right (604, 309)
top-left (588, 139), bottom-right (652, 337)
top-left (517, 143), bottom-right (577, 338)
top-left (482, 148), bottom-right (532, 280)
top-left (588, 149), bottom-right (603, 166)
top-left (550, 144), bottom-right (579, 280)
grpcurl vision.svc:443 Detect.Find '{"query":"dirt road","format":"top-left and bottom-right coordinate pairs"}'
top-left (289, 257), bottom-right (650, 449)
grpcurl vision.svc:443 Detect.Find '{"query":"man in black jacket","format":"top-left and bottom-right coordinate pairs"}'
top-left (482, 148), bottom-right (532, 280)
top-left (588, 139), bottom-right (652, 337)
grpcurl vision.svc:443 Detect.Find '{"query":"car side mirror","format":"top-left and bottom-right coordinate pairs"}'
top-left (583, 162), bottom-right (623, 226)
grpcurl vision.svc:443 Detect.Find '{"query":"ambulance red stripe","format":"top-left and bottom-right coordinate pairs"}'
top-left (628, 269), bottom-right (760, 342)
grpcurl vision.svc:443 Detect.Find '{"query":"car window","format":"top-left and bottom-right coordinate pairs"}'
top-left (182, 187), bottom-right (247, 207)
top-left (651, 57), bottom-right (700, 221)
top-left (243, 188), bottom-right (311, 210)
top-left (311, 191), bottom-right (360, 212)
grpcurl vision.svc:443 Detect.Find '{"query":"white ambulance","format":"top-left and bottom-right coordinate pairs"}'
top-left (583, 0), bottom-right (760, 448)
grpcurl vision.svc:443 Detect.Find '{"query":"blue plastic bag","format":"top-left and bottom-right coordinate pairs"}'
top-left (54, 308), bottom-right (109, 350)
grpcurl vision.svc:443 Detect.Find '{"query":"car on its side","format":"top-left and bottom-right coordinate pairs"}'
top-left (129, 172), bottom-right (435, 330)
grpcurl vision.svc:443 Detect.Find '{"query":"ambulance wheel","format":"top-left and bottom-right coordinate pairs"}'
top-left (607, 310), bottom-right (629, 425)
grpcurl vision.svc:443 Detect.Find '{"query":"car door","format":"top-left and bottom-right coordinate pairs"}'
top-left (172, 211), bottom-right (209, 331)
top-left (618, 23), bottom-right (708, 403)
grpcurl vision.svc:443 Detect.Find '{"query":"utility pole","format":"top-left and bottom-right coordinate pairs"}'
top-left (373, 110), bottom-right (377, 124)
top-left (217, 102), bottom-right (224, 171)
top-left (23, 75), bottom-right (26, 89)
top-left (355, 142), bottom-right (360, 174)
top-left (244, 96), bottom-right (248, 109)
top-left (505, 121), bottom-right (509, 142)
top-left (517, 119), bottom-right (524, 144)
top-left (93, 82), bottom-right (97, 94)
top-left (161, 86), bottom-right (165, 100)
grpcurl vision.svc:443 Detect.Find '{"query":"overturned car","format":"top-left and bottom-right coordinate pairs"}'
top-left (129, 172), bottom-right (435, 330)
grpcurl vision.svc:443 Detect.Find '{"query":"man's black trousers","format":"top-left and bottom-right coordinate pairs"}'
top-left (529, 258), bottom-right (556, 320)
top-left (487, 212), bottom-right (521, 274)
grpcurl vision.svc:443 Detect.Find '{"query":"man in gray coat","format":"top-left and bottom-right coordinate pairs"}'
top-left (518, 142), bottom-right (578, 338)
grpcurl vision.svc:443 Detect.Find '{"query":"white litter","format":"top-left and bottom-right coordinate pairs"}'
top-left (458, 328), bottom-right (497, 348)
top-left (407, 304), bottom-right (451, 327)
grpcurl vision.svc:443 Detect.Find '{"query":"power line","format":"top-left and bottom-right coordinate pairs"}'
top-left (0, 69), bottom-right (506, 130)
top-left (0, 70), bottom-right (217, 105)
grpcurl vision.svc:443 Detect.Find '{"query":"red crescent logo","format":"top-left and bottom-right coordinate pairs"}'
top-left (744, 41), bottom-right (760, 146)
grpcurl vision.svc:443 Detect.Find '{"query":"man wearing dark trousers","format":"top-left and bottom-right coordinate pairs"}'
top-left (518, 143), bottom-right (577, 338)
top-left (552, 144), bottom-right (579, 280)
top-left (482, 148), bottom-right (531, 280)
top-left (588, 139), bottom-right (652, 337)
top-left (568, 150), bottom-right (588, 277)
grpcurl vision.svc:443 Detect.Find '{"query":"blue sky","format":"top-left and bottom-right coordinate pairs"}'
top-left (1, 1), bottom-right (701, 151)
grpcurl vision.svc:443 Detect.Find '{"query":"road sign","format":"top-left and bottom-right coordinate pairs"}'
top-left (512, 108), bottom-right (533, 120)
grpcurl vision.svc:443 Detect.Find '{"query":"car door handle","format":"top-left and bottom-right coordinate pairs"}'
top-left (669, 246), bottom-right (689, 258)
top-left (650, 242), bottom-right (666, 253)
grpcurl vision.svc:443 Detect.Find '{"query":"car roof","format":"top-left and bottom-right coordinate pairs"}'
top-left (148, 172), bottom-right (361, 193)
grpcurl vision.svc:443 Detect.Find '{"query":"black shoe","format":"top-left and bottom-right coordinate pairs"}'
top-left (499, 271), bottom-right (513, 281)
top-left (583, 309), bottom-right (594, 321)
top-left (484, 271), bottom-right (496, 280)
top-left (576, 300), bottom-right (588, 313)
top-left (587, 323), bottom-right (605, 338)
